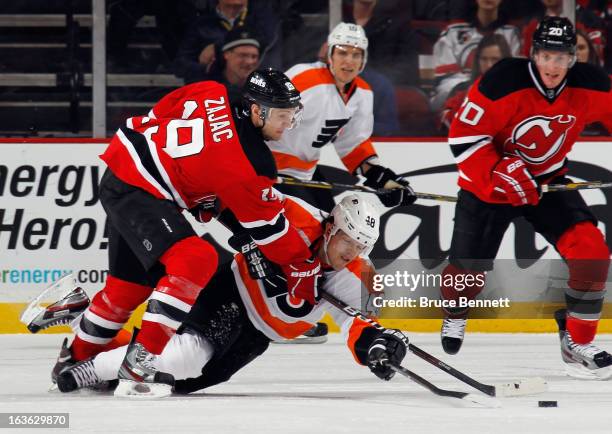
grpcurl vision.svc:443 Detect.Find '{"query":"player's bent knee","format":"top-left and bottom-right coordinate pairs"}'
top-left (160, 236), bottom-right (219, 288)
top-left (90, 276), bottom-right (153, 320)
top-left (104, 275), bottom-right (153, 308)
top-left (557, 222), bottom-right (610, 291)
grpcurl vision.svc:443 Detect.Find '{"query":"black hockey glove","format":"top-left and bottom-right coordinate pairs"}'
top-left (363, 165), bottom-right (417, 207)
top-left (367, 329), bottom-right (409, 381)
top-left (228, 233), bottom-right (280, 280)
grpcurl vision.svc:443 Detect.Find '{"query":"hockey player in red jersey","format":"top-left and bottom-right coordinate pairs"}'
top-left (442, 16), bottom-right (612, 379)
top-left (33, 69), bottom-right (327, 395)
top-left (269, 22), bottom-right (416, 211)
top-left (48, 195), bottom-right (409, 395)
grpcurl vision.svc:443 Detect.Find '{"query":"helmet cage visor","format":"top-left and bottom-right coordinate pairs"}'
top-left (259, 103), bottom-right (303, 130)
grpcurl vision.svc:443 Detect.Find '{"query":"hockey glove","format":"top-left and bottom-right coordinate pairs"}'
top-left (492, 156), bottom-right (540, 206)
top-left (189, 195), bottom-right (218, 223)
top-left (228, 233), bottom-right (279, 280)
top-left (281, 257), bottom-right (323, 305)
top-left (367, 329), bottom-right (409, 381)
top-left (363, 165), bottom-right (417, 207)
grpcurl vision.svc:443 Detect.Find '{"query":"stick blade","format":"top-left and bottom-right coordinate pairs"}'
top-left (493, 377), bottom-right (547, 397)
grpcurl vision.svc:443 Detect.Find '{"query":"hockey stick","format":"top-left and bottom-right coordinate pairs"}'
top-left (319, 290), bottom-right (547, 398)
top-left (386, 362), bottom-right (500, 408)
top-left (276, 176), bottom-right (459, 203)
top-left (541, 180), bottom-right (612, 193)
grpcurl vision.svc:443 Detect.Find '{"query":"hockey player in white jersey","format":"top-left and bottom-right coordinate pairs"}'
top-left (268, 22), bottom-right (416, 211)
top-left (48, 194), bottom-right (409, 395)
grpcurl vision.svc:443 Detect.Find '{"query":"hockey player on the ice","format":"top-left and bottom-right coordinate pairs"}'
top-left (441, 16), bottom-right (612, 379)
top-left (47, 195), bottom-right (410, 395)
top-left (268, 22), bottom-right (416, 212)
top-left (33, 69), bottom-right (325, 396)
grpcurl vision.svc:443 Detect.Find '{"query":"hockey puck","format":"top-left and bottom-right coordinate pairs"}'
top-left (538, 401), bottom-right (558, 407)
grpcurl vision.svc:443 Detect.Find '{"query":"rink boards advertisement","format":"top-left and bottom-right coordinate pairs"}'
top-left (1, 139), bottom-right (611, 332)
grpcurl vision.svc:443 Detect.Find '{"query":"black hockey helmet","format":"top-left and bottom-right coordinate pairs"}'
top-left (242, 68), bottom-right (301, 109)
top-left (532, 16), bottom-right (577, 55)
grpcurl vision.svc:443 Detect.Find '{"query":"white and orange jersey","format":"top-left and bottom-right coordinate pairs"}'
top-left (431, 22), bottom-right (521, 110)
top-left (266, 61), bottom-right (378, 180)
top-left (233, 194), bottom-right (379, 365)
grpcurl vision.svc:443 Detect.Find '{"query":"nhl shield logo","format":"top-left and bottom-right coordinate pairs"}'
top-left (504, 114), bottom-right (576, 164)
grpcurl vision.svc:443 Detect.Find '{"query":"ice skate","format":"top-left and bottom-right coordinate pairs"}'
top-left (56, 358), bottom-right (102, 392)
top-left (441, 318), bottom-right (467, 355)
top-left (20, 274), bottom-right (90, 333)
top-left (48, 337), bottom-right (77, 389)
top-left (555, 309), bottom-right (612, 380)
top-left (114, 329), bottom-right (175, 398)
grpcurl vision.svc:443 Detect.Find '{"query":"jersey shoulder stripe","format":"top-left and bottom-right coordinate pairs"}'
top-left (354, 76), bottom-right (372, 92)
top-left (478, 57), bottom-right (532, 101)
top-left (439, 21), bottom-right (470, 36)
top-left (567, 62), bottom-right (611, 92)
top-left (288, 63), bottom-right (334, 93)
top-left (346, 257), bottom-right (376, 290)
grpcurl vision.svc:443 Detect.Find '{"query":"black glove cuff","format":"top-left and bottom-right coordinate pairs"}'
top-left (363, 165), bottom-right (398, 189)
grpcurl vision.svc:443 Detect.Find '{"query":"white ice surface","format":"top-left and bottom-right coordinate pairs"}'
top-left (1, 333), bottom-right (611, 434)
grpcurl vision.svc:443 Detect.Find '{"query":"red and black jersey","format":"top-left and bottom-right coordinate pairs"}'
top-left (100, 81), bottom-right (311, 265)
top-left (449, 58), bottom-right (612, 204)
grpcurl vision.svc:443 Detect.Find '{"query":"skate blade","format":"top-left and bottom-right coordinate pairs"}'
top-left (272, 335), bottom-right (328, 344)
top-left (565, 363), bottom-right (612, 380)
top-left (19, 274), bottom-right (77, 329)
top-left (114, 379), bottom-right (173, 399)
top-left (493, 377), bottom-right (548, 397)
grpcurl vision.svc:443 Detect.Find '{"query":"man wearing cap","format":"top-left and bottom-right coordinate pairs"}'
top-left (174, 0), bottom-right (280, 82)
top-left (203, 27), bottom-right (261, 102)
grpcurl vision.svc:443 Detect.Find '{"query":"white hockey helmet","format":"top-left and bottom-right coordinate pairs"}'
top-left (327, 194), bottom-right (380, 255)
top-left (327, 22), bottom-right (369, 72)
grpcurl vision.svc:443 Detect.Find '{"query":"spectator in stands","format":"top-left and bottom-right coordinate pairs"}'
top-left (360, 68), bottom-right (400, 136)
top-left (438, 33), bottom-right (510, 132)
top-left (521, 0), bottom-right (605, 64)
top-left (342, 0), bottom-right (419, 86)
top-left (574, 27), bottom-right (610, 135)
top-left (431, 0), bottom-right (520, 111)
top-left (412, 0), bottom-right (452, 20)
top-left (576, 28), bottom-right (601, 64)
top-left (107, 0), bottom-right (197, 72)
top-left (448, 0), bottom-right (541, 22)
top-left (174, 0), bottom-right (280, 81)
top-left (186, 26), bottom-right (260, 102)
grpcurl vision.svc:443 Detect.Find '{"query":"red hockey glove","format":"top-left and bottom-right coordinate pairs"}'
top-left (281, 257), bottom-right (322, 305)
top-left (189, 195), bottom-right (218, 223)
top-left (492, 157), bottom-right (540, 206)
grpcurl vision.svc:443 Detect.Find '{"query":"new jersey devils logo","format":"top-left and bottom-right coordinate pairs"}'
top-left (504, 115), bottom-right (576, 164)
